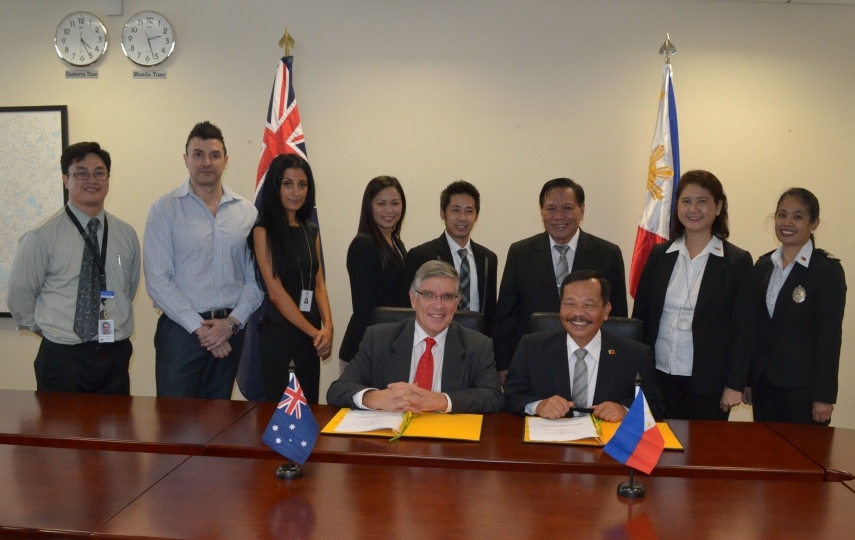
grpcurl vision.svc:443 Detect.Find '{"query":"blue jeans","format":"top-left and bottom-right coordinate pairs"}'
top-left (154, 314), bottom-right (244, 399)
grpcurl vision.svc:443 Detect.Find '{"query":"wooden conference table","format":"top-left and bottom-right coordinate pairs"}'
top-left (1, 389), bottom-right (854, 538)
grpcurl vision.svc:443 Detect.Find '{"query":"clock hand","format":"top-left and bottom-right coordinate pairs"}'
top-left (81, 38), bottom-right (93, 54)
top-left (145, 32), bottom-right (154, 55)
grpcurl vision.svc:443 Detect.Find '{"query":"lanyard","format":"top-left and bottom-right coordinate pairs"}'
top-left (65, 205), bottom-right (109, 291)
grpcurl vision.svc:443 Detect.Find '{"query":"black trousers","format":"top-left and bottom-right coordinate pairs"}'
top-left (656, 370), bottom-right (728, 421)
top-left (752, 375), bottom-right (828, 425)
top-left (34, 338), bottom-right (132, 395)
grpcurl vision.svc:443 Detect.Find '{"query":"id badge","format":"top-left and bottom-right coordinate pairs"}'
top-left (677, 308), bottom-right (694, 331)
top-left (299, 290), bottom-right (313, 312)
top-left (99, 319), bottom-right (115, 343)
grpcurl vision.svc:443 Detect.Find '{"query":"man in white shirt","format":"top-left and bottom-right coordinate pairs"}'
top-left (327, 261), bottom-right (503, 414)
top-left (504, 270), bottom-right (664, 420)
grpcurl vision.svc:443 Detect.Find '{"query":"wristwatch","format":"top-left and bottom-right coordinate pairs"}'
top-left (227, 318), bottom-right (239, 336)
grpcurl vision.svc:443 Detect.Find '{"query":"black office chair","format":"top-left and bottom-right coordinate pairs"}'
top-left (528, 312), bottom-right (643, 343)
top-left (370, 307), bottom-right (487, 335)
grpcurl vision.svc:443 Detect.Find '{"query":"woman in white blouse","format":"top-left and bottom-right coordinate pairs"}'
top-left (632, 170), bottom-right (755, 420)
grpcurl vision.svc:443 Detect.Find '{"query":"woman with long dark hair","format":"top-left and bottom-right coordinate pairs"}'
top-left (339, 176), bottom-right (407, 373)
top-left (632, 170), bottom-right (755, 420)
top-left (249, 154), bottom-right (332, 403)
top-left (748, 188), bottom-right (846, 424)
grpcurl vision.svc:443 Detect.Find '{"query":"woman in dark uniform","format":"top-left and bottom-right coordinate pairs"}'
top-left (339, 176), bottom-right (408, 374)
top-left (633, 170), bottom-right (755, 420)
top-left (249, 154), bottom-right (332, 403)
top-left (748, 188), bottom-right (846, 425)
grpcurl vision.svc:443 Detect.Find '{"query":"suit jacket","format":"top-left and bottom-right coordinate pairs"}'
top-left (631, 239), bottom-right (755, 395)
top-left (327, 318), bottom-right (504, 413)
top-left (751, 249), bottom-right (846, 403)
top-left (340, 233), bottom-right (408, 362)
top-left (401, 233), bottom-right (499, 335)
top-left (493, 230), bottom-right (627, 371)
top-left (503, 329), bottom-right (665, 419)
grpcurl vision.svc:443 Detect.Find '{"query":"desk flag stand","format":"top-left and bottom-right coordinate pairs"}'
top-left (276, 360), bottom-right (304, 480)
top-left (616, 372), bottom-right (647, 499)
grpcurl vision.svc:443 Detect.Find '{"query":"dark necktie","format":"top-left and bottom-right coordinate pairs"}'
top-left (414, 337), bottom-right (436, 391)
top-left (458, 249), bottom-right (470, 311)
top-left (571, 348), bottom-right (589, 409)
top-left (73, 218), bottom-right (100, 341)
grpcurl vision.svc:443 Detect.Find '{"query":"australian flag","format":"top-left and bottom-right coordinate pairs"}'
top-left (262, 372), bottom-right (319, 465)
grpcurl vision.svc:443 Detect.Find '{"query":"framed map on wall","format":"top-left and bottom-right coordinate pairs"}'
top-left (0, 105), bottom-right (68, 316)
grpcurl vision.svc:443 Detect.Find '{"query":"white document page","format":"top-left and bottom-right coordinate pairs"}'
top-left (527, 416), bottom-right (599, 442)
top-left (334, 410), bottom-right (403, 433)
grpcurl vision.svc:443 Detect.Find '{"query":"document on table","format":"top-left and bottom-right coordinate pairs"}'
top-left (333, 410), bottom-right (405, 434)
top-left (527, 416), bottom-right (602, 443)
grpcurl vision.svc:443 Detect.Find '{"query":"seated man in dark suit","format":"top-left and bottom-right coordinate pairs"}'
top-left (327, 260), bottom-right (503, 414)
top-left (402, 180), bottom-right (499, 335)
top-left (504, 270), bottom-right (664, 421)
top-left (494, 177), bottom-right (627, 384)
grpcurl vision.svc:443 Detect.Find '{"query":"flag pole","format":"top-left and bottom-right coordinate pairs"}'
top-left (279, 27), bottom-right (295, 56)
top-left (275, 360), bottom-right (304, 480)
top-left (617, 373), bottom-right (647, 498)
top-left (659, 33), bottom-right (676, 64)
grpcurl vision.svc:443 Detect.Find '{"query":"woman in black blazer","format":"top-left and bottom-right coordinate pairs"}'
top-left (339, 176), bottom-right (408, 373)
top-left (633, 170), bottom-right (755, 420)
top-left (747, 188), bottom-right (846, 425)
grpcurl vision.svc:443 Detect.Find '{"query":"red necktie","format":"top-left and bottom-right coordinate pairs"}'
top-left (414, 337), bottom-right (436, 390)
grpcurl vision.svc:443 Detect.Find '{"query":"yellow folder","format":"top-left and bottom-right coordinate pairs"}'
top-left (524, 417), bottom-right (684, 450)
top-left (321, 408), bottom-right (483, 442)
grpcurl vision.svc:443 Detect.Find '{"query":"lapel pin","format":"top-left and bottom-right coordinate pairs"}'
top-left (608, 349), bottom-right (617, 355)
top-left (792, 285), bottom-right (806, 303)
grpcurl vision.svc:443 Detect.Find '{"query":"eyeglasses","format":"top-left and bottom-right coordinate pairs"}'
top-left (414, 290), bottom-right (460, 304)
top-left (70, 170), bottom-right (109, 181)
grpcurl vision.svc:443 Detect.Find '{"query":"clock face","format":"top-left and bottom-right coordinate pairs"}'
top-left (121, 11), bottom-right (175, 67)
top-left (54, 12), bottom-right (108, 67)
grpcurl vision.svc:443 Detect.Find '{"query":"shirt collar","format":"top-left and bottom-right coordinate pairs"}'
top-left (771, 239), bottom-right (814, 269)
top-left (174, 178), bottom-right (241, 203)
top-left (66, 202), bottom-right (105, 225)
top-left (666, 235), bottom-right (724, 258)
top-left (567, 330), bottom-right (602, 359)
top-left (444, 230), bottom-right (472, 256)
top-left (414, 320), bottom-right (449, 349)
top-left (549, 227), bottom-right (581, 252)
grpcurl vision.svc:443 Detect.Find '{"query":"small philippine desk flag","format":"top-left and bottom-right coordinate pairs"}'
top-left (262, 372), bottom-right (319, 466)
top-left (604, 388), bottom-right (664, 475)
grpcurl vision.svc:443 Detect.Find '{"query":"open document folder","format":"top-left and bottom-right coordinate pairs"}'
top-left (524, 415), bottom-right (683, 449)
top-left (321, 408), bottom-right (483, 442)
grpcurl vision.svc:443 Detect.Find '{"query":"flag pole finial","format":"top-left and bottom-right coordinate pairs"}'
top-left (659, 33), bottom-right (676, 65)
top-left (279, 27), bottom-right (295, 56)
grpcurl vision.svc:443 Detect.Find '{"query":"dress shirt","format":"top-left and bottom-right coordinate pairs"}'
top-left (549, 228), bottom-right (580, 281)
top-left (353, 321), bottom-right (453, 412)
top-left (144, 179), bottom-right (263, 333)
top-left (7, 203), bottom-right (140, 344)
top-left (524, 331), bottom-right (602, 415)
top-left (766, 240), bottom-right (813, 317)
top-left (654, 235), bottom-right (723, 376)
top-left (444, 231), bottom-right (480, 312)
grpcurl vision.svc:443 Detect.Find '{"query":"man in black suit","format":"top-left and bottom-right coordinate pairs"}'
top-left (401, 180), bottom-right (498, 335)
top-left (327, 260), bottom-right (503, 414)
top-left (494, 178), bottom-right (627, 383)
top-left (504, 270), bottom-right (663, 421)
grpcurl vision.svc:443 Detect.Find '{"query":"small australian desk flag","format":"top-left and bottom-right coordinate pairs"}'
top-left (262, 372), bottom-right (318, 465)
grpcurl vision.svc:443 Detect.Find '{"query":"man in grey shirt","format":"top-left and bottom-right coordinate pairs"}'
top-left (144, 121), bottom-right (263, 399)
top-left (7, 142), bottom-right (140, 394)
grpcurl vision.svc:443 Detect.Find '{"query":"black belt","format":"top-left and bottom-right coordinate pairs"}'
top-left (199, 309), bottom-right (232, 320)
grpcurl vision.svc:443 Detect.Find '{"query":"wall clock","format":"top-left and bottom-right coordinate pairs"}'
top-left (121, 11), bottom-right (175, 67)
top-left (55, 12), bottom-right (108, 67)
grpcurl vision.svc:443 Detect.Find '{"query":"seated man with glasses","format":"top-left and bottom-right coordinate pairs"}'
top-left (327, 260), bottom-right (503, 413)
top-left (504, 270), bottom-right (664, 421)
top-left (8, 142), bottom-right (140, 395)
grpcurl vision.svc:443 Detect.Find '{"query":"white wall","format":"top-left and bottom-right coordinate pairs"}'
top-left (2, 0), bottom-right (853, 427)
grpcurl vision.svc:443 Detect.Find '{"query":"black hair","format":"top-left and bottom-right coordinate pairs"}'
top-left (561, 269), bottom-right (611, 305)
top-left (61, 142), bottom-right (111, 175)
top-left (357, 176), bottom-right (406, 267)
top-left (185, 121), bottom-right (227, 155)
top-left (539, 178), bottom-right (585, 208)
top-left (672, 170), bottom-right (730, 240)
top-left (440, 180), bottom-right (480, 214)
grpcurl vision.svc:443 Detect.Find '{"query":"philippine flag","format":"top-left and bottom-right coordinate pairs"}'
top-left (629, 63), bottom-right (679, 298)
top-left (603, 388), bottom-right (665, 475)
